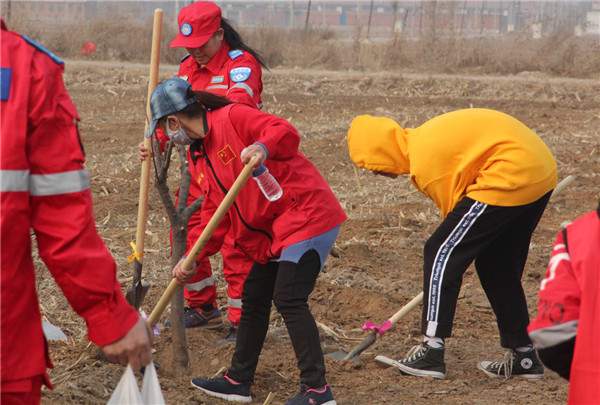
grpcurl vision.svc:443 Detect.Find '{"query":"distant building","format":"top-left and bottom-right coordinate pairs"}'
top-left (2, 0), bottom-right (597, 39)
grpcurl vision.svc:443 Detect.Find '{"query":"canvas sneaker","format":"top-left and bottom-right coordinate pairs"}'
top-left (285, 384), bottom-right (337, 405)
top-left (396, 343), bottom-right (446, 379)
top-left (478, 348), bottom-right (544, 380)
top-left (191, 374), bottom-right (252, 403)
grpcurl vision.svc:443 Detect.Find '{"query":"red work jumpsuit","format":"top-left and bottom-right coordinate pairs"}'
top-left (1, 24), bottom-right (139, 403)
top-left (158, 42), bottom-right (262, 325)
top-left (528, 208), bottom-right (600, 404)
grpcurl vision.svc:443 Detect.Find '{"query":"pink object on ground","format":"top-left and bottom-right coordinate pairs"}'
top-left (362, 319), bottom-right (393, 335)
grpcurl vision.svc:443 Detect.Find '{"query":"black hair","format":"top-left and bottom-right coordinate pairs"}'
top-left (184, 89), bottom-right (232, 114)
top-left (158, 89), bottom-right (231, 127)
top-left (221, 17), bottom-right (268, 69)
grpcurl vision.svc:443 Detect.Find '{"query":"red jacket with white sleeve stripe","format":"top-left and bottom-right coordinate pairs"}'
top-left (528, 207), bottom-right (600, 405)
top-left (0, 24), bottom-right (138, 386)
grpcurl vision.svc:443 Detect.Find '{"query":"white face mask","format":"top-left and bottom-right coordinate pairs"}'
top-left (166, 120), bottom-right (194, 145)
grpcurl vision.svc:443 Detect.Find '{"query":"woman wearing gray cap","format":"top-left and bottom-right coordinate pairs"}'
top-left (146, 77), bottom-right (344, 405)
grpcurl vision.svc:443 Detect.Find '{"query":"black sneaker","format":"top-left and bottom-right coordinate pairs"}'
top-left (191, 375), bottom-right (252, 403)
top-left (396, 343), bottom-right (446, 379)
top-left (478, 348), bottom-right (544, 380)
top-left (285, 384), bottom-right (336, 405)
top-left (184, 306), bottom-right (222, 329)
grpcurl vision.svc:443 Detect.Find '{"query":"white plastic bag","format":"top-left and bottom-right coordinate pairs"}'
top-left (141, 361), bottom-right (165, 404)
top-left (107, 362), bottom-right (165, 405)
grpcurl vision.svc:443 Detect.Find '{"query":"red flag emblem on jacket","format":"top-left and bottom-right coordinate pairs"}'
top-left (217, 144), bottom-right (236, 165)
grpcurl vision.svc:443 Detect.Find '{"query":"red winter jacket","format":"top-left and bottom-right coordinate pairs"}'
top-left (0, 24), bottom-right (138, 386)
top-left (185, 103), bottom-right (346, 264)
top-left (528, 207), bottom-right (600, 405)
top-left (156, 42), bottom-right (263, 146)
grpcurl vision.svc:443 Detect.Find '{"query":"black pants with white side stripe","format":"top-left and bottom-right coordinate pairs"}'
top-left (422, 191), bottom-right (552, 348)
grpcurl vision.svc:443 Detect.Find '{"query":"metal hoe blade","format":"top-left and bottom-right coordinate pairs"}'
top-left (43, 319), bottom-right (68, 342)
top-left (325, 331), bottom-right (377, 362)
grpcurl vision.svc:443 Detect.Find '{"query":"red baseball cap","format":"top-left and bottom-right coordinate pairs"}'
top-left (170, 1), bottom-right (221, 49)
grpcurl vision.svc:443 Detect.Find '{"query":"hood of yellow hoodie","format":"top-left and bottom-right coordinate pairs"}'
top-left (347, 115), bottom-right (410, 175)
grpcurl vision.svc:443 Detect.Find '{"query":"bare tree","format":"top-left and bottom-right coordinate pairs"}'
top-left (304, 0), bottom-right (312, 32)
top-left (151, 139), bottom-right (203, 373)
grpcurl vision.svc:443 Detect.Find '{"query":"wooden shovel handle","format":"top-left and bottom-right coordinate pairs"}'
top-left (148, 156), bottom-right (260, 326)
top-left (134, 8), bottom-right (163, 261)
top-left (551, 174), bottom-right (575, 199)
top-left (387, 291), bottom-right (423, 325)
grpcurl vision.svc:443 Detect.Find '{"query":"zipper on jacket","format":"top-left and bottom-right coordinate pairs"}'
top-left (202, 146), bottom-right (273, 241)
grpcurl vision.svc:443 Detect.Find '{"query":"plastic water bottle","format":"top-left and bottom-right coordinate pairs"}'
top-left (253, 164), bottom-right (283, 202)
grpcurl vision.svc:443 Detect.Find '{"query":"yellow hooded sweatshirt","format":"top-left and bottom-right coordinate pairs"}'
top-left (347, 108), bottom-right (557, 217)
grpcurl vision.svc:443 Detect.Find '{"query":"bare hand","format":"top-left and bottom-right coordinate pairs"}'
top-left (138, 141), bottom-right (151, 162)
top-left (101, 317), bottom-right (152, 371)
top-left (172, 257), bottom-right (195, 284)
top-left (240, 143), bottom-right (266, 168)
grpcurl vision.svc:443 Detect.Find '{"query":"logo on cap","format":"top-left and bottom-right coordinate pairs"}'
top-left (181, 23), bottom-right (193, 36)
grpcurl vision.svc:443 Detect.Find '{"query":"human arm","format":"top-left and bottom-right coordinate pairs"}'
top-left (27, 54), bottom-right (151, 369)
top-left (528, 230), bottom-right (579, 380)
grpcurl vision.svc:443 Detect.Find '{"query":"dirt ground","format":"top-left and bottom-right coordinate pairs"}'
top-left (38, 61), bottom-right (599, 404)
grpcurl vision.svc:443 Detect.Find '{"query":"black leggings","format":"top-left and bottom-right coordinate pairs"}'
top-left (227, 250), bottom-right (326, 387)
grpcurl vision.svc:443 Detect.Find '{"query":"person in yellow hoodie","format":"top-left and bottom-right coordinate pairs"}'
top-left (347, 108), bottom-right (557, 380)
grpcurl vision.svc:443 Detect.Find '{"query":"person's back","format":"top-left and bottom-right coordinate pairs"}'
top-left (408, 108), bottom-right (557, 215)
top-left (348, 109), bottom-right (557, 216)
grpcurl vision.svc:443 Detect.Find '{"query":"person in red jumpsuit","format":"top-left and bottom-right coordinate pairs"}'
top-left (147, 77), bottom-right (345, 404)
top-left (528, 202), bottom-right (600, 404)
top-left (1, 22), bottom-right (152, 404)
top-left (141, 1), bottom-right (266, 338)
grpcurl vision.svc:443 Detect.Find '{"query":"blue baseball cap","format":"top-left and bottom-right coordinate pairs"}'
top-left (146, 77), bottom-right (198, 138)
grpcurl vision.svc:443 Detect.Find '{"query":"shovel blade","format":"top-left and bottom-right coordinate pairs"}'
top-left (126, 280), bottom-right (151, 309)
top-left (325, 350), bottom-right (349, 361)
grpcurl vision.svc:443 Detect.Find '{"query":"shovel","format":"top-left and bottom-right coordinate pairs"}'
top-left (327, 292), bottom-right (423, 361)
top-left (326, 174), bottom-right (576, 362)
top-left (125, 8), bottom-right (163, 309)
top-left (147, 156), bottom-right (261, 326)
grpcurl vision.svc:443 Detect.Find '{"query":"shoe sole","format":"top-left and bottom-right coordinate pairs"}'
top-left (190, 381), bottom-right (252, 403)
top-left (322, 401), bottom-right (337, 405)
top-left (376, 355), bottom-right (446, 379)
top-left (477, 363), bottom-right (544, 380)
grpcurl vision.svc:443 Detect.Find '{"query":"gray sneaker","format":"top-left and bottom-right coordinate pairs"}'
top-left (478, 348), bottom-right (544, 380)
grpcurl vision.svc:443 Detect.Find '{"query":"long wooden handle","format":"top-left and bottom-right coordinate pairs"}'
top-left (134, 9), bottom-right (163, 262)
top-left (388, 291), bottom-right (423, 325)
top-left (551, 174), bottom-right (575, 199)
top-left (148, 157), bottom-right (260, 326)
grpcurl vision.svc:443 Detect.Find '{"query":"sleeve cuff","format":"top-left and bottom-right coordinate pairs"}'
top-left (85, 290), bottom-right (139, 347)
top-left (254, 142), bottom-right (269, 159)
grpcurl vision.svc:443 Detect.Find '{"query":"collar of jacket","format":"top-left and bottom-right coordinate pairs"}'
top-left (190, 109), bottom-right (211, 164)
top-left (202, 42), bottom-right (230, 75)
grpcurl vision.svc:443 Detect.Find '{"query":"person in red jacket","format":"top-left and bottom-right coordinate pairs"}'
top-left (528, 203), bottom-right (600, 404)
top-left (144, 1), bottom-right (267, 335)
top-left (0, 22), bottom-right (152, 404)
top-left (146, 77), bottom-right (345, 404)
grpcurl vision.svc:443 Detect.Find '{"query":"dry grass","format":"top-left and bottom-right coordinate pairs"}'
top-left (7, 15), bottom-right (600, 77)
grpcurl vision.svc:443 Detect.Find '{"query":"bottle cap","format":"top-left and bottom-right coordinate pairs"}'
top-left (252, 164), bottom-right (266, 177)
